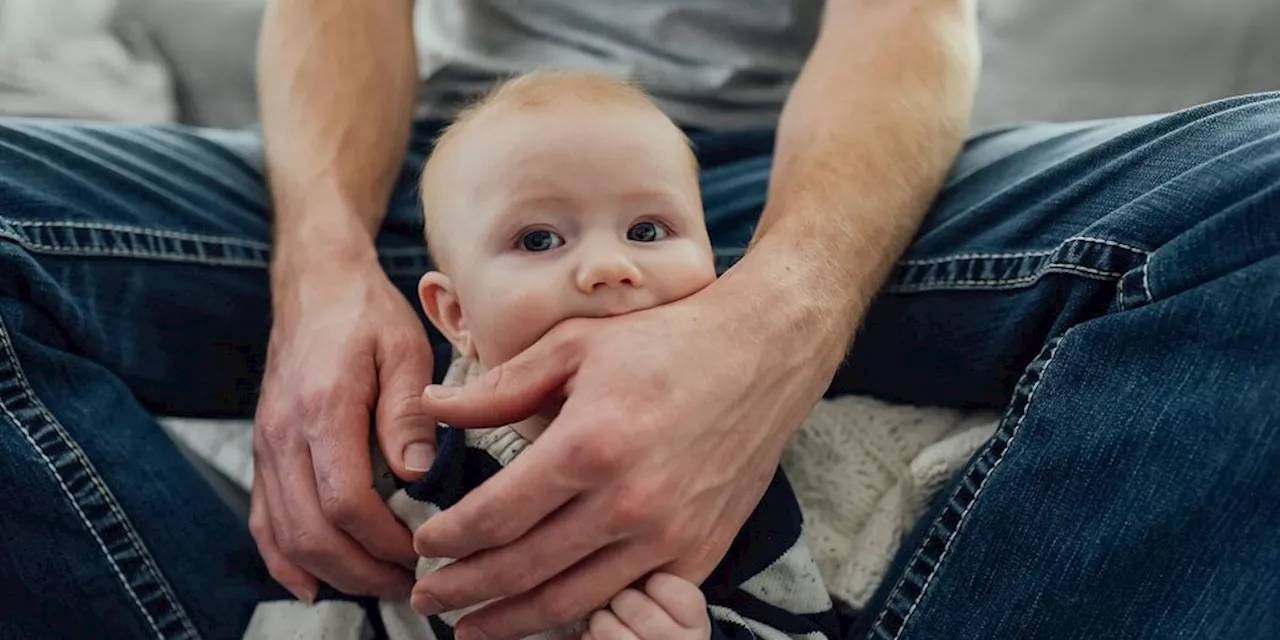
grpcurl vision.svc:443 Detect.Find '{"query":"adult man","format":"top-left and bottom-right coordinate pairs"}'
top-left (0, 1), bottom-right (1276, 639)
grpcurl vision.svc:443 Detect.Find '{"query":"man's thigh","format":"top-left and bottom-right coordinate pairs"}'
top-left (698, 91), bottom-right (1280, 408)
top-left (0, 118), bottom-right (440, 416)
top-left (698, 93), bottom-right (1280, 638)
top-left (0, 117), bottom-right (445, 638)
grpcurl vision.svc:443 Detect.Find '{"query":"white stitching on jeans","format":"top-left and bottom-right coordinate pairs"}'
top-left (0, 238), bottom-right (268, 268)
top-left (1141, 262), bottom-right (1153, 303)
top-left (2, 226), bottom-right (429, 269)
top-left (899, 248), bottom-right (1057, 266)
top-left (0, 325), bottom-right (164, 639)
top-left (878, 333), bottom-right (1067, 640)
top-left (888, 263), bottom-right (1125, 292)
top-left (897, 236), bottom-right (1150, 267)
top-left (0, 321), bottom-right (200, 640)
top-left (0, 242), bottom-right (430, 276)
top-left (8, 220), bottom-right (272, 250)
top-left (1068, 236), bottom-right (1150, 255)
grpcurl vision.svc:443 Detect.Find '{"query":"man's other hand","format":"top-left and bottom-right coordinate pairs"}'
top-left (250, 248), bottom-right (435, 602)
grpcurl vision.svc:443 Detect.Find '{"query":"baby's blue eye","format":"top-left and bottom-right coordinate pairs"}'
top-left (627, 221), bottom-right (668, 243)
top-left (519, 229), bottom-right (564, 252)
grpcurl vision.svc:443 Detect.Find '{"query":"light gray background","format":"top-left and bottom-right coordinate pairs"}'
top-left (111, 0), bottom-right (1280, 129)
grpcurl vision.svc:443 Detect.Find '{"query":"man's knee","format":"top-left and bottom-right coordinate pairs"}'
top-left (1160, 91), bottom-right (1280, 164)
top-left (1187, 92), bottom-right (1280, 240)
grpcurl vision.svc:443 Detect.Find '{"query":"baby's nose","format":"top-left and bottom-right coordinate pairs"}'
top-left (576, 254), bottom-right (643, 293)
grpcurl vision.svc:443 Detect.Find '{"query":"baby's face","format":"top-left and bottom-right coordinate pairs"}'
top-left (421, 101), bottom-right (716, 367)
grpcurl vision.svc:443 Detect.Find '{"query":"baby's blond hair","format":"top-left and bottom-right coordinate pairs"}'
top-left (419, 71), bottom-right (697, 268)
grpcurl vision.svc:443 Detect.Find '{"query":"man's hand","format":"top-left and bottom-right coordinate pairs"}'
top-left (410, 253), bottom-right (845, 639)
top-left (250, 246), bottom-right (436, 602)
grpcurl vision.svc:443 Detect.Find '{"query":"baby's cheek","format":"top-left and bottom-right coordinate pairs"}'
top-left (662, 251), bottom-right (718, 301)
top-left (473, 288), bottom-right (565, 365)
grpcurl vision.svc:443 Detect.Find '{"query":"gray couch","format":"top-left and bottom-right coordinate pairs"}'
top-left (116, 0), bottom-right (1279, 130)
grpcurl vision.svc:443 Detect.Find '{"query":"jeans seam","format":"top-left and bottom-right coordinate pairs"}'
top-left (1066, 235), bottom-right (1150, 255)
top-left (867, 333), bottom-right (1068, 640)
top-left (906, 263), bottom-right (1123, 287)
top-left (0, 319), bottom-right (201, 640)
top-left (0, 220), bottom-right (271, 269)
top-left (8, 220), bottom-right (273, 250)
top-left (898, 248), bottom-right (1056, 266)
top-left (893, 235), bottom-right (1147, 267)
top-left (887, 237), bottom-right (1151, 294)
top-left (1, 221), bottom-right (431, 276)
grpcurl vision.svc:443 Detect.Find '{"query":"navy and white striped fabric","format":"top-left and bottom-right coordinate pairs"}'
top-left (244, 423), bottom-right (844, 640)
top-left (404, 424), bottom-right (842, 640)
top-left (243, 355), bottom-right (844, 640)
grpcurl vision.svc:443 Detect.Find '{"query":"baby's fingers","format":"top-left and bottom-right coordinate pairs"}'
top-left (643, 573), bottom-right (709, 631)
top-left (587, 608), bottom-right (640, 640)
top-left (607, 586), bottom-right (696, 640)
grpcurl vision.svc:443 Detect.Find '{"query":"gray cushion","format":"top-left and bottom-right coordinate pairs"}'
top-left (113, 0), bottom-right (264, 128)
top-left (973, 0), bottom-right (1280, 128)
top-left (115, 0), bottom-right (1280, 129)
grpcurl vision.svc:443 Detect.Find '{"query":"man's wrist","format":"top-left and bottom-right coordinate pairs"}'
top-left (271, 211), bottom-right (383, 294)
top-left (718, 237), bottom-right (864, 374)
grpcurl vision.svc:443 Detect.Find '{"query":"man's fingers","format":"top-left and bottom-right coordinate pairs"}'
top-left (375, 331), bottom-right (438, 480)
top-left (412, 495), bottom-right (615, 614)
top-left (414, 434), bottom-right (580, 560)
top-left (309, 403), bottom-right (417, 568)
top-left (249, 467), bottom-right (318, 603)
top-left (266, 438), bottom-right (413, 598)
top-left (455, 541), bottom-right (661, 640)
top-left (421, 327), bottom-right (582, 429)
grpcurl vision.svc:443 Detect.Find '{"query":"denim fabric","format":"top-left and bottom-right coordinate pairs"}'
top-left (1, 92), bottom-right (1277, 639)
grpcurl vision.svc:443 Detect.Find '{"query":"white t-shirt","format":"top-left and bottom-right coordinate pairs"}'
top-left (412, 0), bottom-right (824, 130)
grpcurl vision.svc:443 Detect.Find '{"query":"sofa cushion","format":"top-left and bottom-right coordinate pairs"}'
top-left (113, 0), bottom-right (263, 127)
top-left (114, 0), bottom-right (1280, 129)
top-left (973, 0), bottom-right (1280, 128)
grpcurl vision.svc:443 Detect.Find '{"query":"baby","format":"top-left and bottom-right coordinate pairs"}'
top-left (414, 71), bottom-right (717, 638)
top-left (242, 71), bottom-right (840, 640)
top-left (409, 71), bottom-right (840, 640)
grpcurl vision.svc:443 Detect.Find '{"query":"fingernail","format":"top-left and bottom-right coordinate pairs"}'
top-left (412, 591), bottom-right (444, 616)
top-left (458, 627), bottom-right (490, 640)
top-left (290, 584), bottom-right (316, 605)
top-left (403, 441), bottom-right (436, 472)
top-left (424, 384), bottom-right (455, 400)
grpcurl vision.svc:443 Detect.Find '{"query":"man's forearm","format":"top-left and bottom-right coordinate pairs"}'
top-left (257, 0), bottom-right (418, 263)
top-left (742, 0), bottom-right (980, 351)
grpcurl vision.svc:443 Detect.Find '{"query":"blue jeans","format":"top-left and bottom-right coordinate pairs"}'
top-left (1, 93), bottom-right (1277, 640)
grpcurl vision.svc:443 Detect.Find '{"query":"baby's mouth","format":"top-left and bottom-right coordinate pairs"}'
top-left (588, 294), bottom-right (656, 318)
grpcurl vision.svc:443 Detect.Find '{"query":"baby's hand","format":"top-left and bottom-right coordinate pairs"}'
top-left (584, 573), bottom-right (710, 640)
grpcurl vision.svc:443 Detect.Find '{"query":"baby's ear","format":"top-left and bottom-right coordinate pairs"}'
top-left (418, 271), bottom-right (475, 358)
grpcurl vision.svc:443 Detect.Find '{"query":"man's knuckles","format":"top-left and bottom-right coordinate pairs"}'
top-left (607, 484), bottom-right (672, 537)
top-left (318, 488), bottom-right (367, 529)
top-left (563, 430), bottom-right (629, 482)
top-left (279, 527), bottom-right (335, 564)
